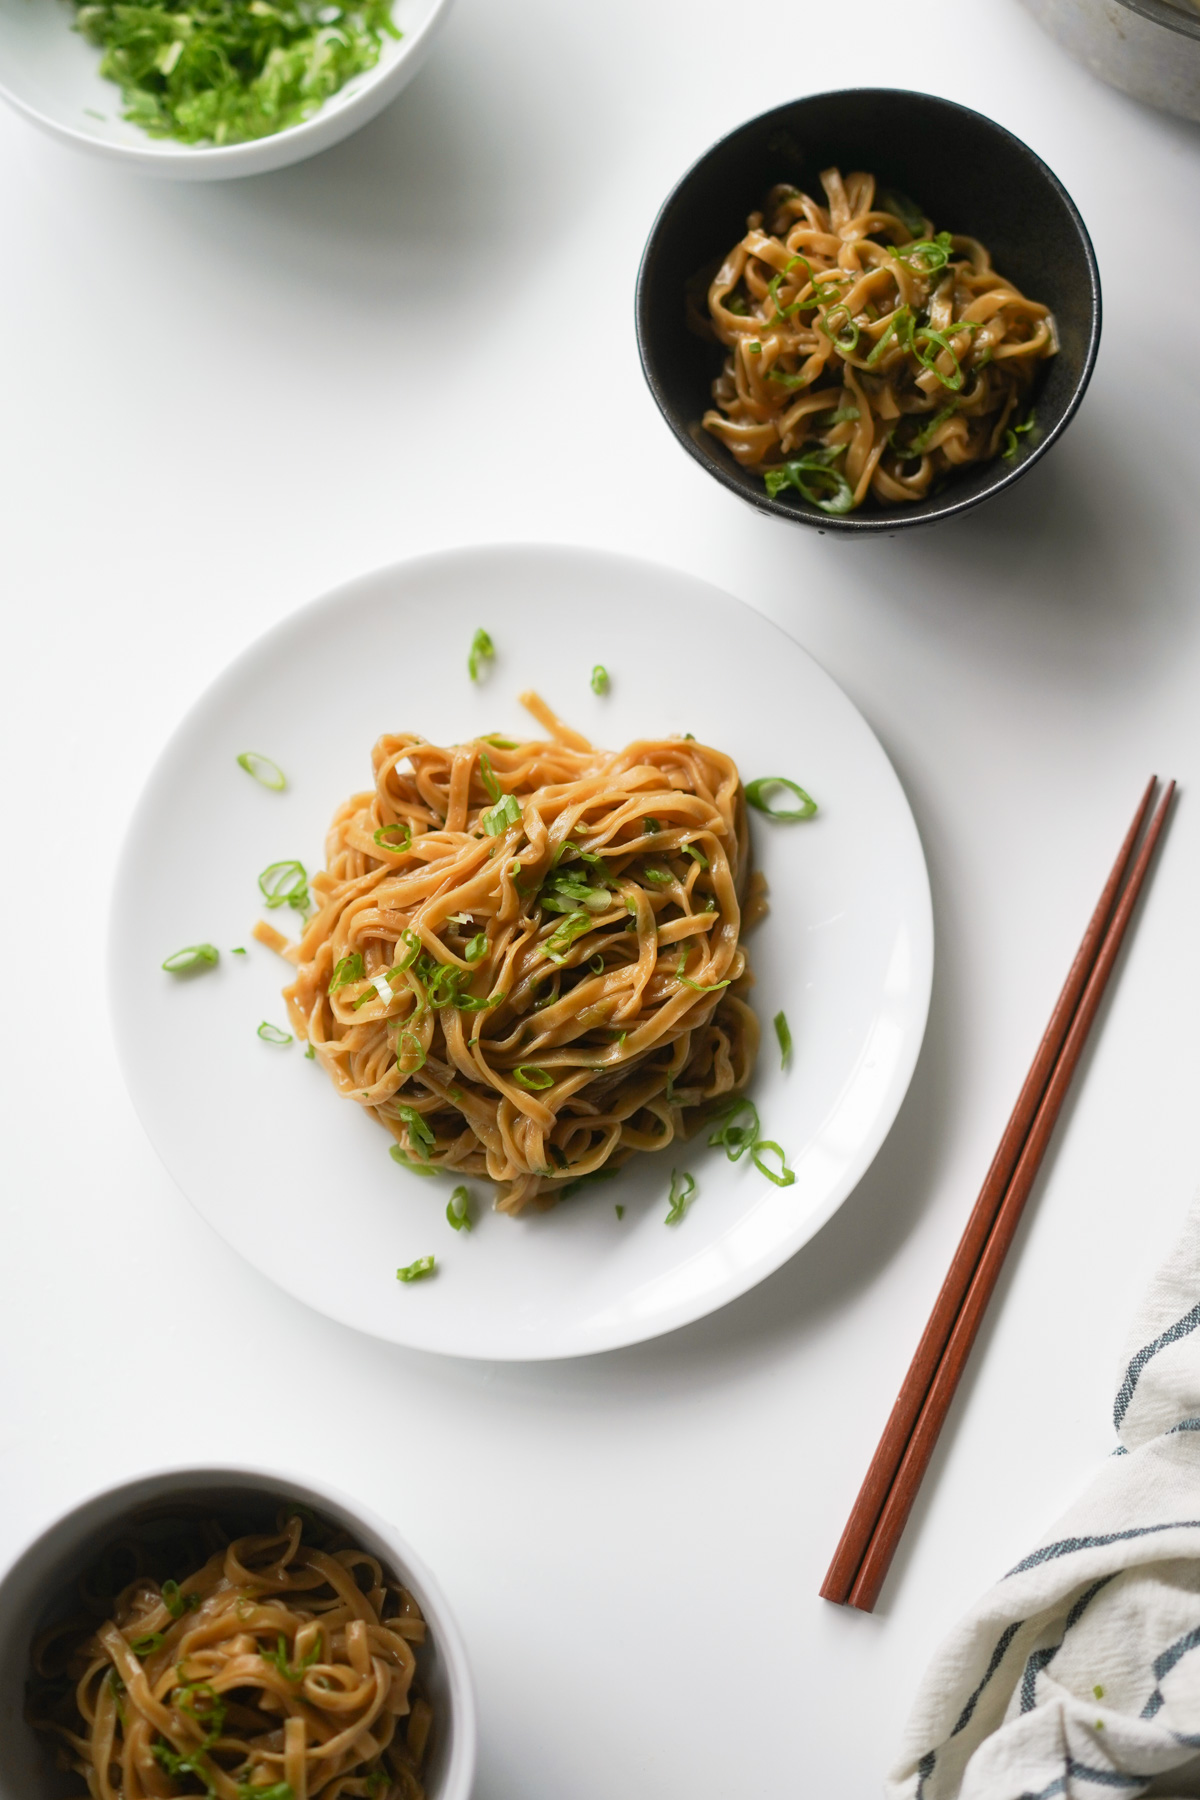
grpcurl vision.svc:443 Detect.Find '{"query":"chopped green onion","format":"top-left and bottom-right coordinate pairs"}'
top-left (774, 1010), bottom-right (792, 1067)
top-left (1002, 407), bottom-right (1038, 460)
top-left (763, 451), bottom-right (854, 515)
top-left (643, 867), bottom-right (672, 886)
top-left (591, 665), bottom-right (609, 694)
top-left (708, 1097), bottom-right (759, 1162)
top-left (373, 821), bottom-right (412, 853)
top-left (394, 1030), bottom-right (426, 1073)
top-left (680, 842), bottom-right (708, 869)
top-left (393, 1104), bottom-right (435, 1156)
top-left (865, 305), bottom-right (915, 367)
top-left (130, 1633), bottom-right (164, 1656)
top-left (752, 1140), bottom-right (796, 1187)
top-left (468, 629), bottom-right (494, 682)
top-left (478, 753), bottom-right (502, 803)
top-left (665, 1169), bottom-right (696, 1225)
top-left (464, 931), bottom-right (488, 963)
top-left (747, 340), bottom-right (762, 354)
top-left (745, 777), bottom-right (817, 821)
top-left (587, 953), bottom-right (605, 975)
top-left (262, 1634), bottom-right (321, 1683)
top-left (544, 910), bottom-right (593, 964)
top-left (513, 1065), bottom-right (553, 1090)
top-left (231, 946), bottom-right (247, 955)
top-left (897, 404), bottom-right (958, 459)
top-left (725, 294), bottom-right (748, 315)
top-left (257, 1022), bottom-right (292, 1045)
top-left (236, 751), bottom-right (286, 791)
top-left (913, 326), bottom-right (968, 391)
top-left (161, 944), bottom-right (219, 974)
top-left (161, 1580), bottom-right (198, 1620)
top-left (304, 1043), bottom-right (315, 1060)
top-left (395, 928), bottom-right (422, 972)
top-left (483, 792), bottom-right (521, 835)
top-left (482, 733), bottom-right (517, 748)
top-left (642, 817), bottom-right (661, 833)
top-left (819, 303), bottom-right (859, 353)
top-left (329, 952), bottom-right (365, 992)
top-left (894, 230), bottom-right (953, 272)
top-left (446, 1186), bottom-right (472, 1232)
top-left (390, 1146), bottom-right (436, 1175)
top-left (678, 974), bottom-right (731, 993)
top-left (258, 860), bottom-right (309, 914)
top-left (396, 1256), bottom-right (436, 1282)
top-left (615, 1203), bottom-right (625, 1219)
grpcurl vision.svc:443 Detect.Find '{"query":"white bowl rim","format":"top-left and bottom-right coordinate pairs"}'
top-left (0, 1460), bottom-right (477, 1800)
top-left (0, 0), bottom-right (454, 177)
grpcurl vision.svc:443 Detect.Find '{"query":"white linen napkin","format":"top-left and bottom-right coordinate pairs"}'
top-left (889, 1200), bottom-right (1200, 1800)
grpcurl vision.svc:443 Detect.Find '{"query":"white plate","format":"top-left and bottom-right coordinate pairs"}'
top-left (110, 545), bottom-right (933, 1360)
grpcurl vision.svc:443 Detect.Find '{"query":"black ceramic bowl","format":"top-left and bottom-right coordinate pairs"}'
top-left (636, 89), bottom-right (1101, 534)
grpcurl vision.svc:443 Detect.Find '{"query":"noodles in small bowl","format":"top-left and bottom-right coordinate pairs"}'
top-left (1, 1469), bottom-right (475, 1800)
top-left (636, 88), bottom-right (1100, 534)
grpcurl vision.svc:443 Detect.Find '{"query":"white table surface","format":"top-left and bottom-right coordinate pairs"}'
top-left (3, 2), bottom-right (1198, 1793)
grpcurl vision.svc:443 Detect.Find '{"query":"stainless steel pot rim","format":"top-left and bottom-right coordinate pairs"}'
top-left (1114, 0), bottom-right (1200, 40)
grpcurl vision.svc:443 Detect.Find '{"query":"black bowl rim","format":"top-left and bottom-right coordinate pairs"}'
top-left (635, 86), bottom-right (1103, 535)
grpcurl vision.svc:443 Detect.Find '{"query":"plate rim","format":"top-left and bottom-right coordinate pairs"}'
top-left (108, 541), bottom-right (934, 1359)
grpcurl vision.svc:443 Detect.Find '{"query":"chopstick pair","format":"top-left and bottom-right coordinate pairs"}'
top-left (821, 775), bottom-right (1177, 1614)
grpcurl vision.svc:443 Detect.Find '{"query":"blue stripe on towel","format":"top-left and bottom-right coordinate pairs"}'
top-left (1019, 1579), bottom-right (1114, 1713)
top-left (952, 1621), bottom-right (1024, 1736)
top-left (1007, 1522), bottom-right (1200, 1577)
top-left (1140, 1623), bottom-right (1200, 1719)
top-left (1020, 1759), bottom-right (1150, 1798)
top-left (1113, 1303), bottom-right (1200, 1431)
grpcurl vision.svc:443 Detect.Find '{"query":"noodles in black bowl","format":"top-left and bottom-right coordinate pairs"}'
top-left (636, 88), bottom-right (1101, 535)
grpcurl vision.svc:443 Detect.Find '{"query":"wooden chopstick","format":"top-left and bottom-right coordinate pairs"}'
top-left (821, 777), bottom-right (1174, 1611)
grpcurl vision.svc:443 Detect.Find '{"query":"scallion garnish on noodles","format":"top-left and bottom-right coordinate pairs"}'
top-left (236, 751), bottom-right (286, 791)
top-left (396, 1255), bottom-right (436, 1282)
top-left (130, 1632), bottom-right (164, 1656)
top-left (763, 451), bottom-right (854, 516)
top-left (447, 1186), bottom-right (472, 1232)
top-left (258, 860), bottom-right (309, 914)
top-left (642, 817), bottom-right (661, 833)
top-left (643, 867), bottom-right (672, 886)
top-left (161, 944), bottom-right (219, 973)
top-left (774, 1010), bottom-right (792, 1067)
top-left (513, 1065), bottom-right (553, 1090)
top-left (373, 821), bottom-right (412, 852)
top-left (482, 792), bottom-right (521, 835)
top-left (161, 1580), bottom-right (198, 1620)
top-left (478, 753), bottom-right (502, 803)
top-left (591, 665), bottom-right (610, 695)
top-left (257, 1021), bottom-right (292, 1045)
top-left (465, 932), bottom-right (487, 963)
top-left (680, 842), bottom-right (708, 869)
top-left (544, 910), bottom-right (593, 964)
top-left (665, 1169), bottom-right (696, 1225)
top-left (745, 777), bottom-right (817, 821)
top-left (468, 629), bottom-right (494, 682)
top-left (328, 952), bottom-right (365, 992)
top-left (894, 230), bottom-right (953, 271)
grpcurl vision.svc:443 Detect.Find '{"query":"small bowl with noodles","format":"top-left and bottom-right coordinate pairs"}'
top-left (636, 88), bottom-right (1101, 533)
top-left (1, 1465), bottom-right (476, 1800)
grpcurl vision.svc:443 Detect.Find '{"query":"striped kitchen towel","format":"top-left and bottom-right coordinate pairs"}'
top-left (889, 1200), bottom-right (1200, 1800)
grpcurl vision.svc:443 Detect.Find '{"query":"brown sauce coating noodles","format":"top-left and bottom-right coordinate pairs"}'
top-left (701, 167), bottom-right (1057, 512)
top-left (28, 1507), bottom-right (432, 1799)
top-left (282, 693), bottom-right (761, 1214)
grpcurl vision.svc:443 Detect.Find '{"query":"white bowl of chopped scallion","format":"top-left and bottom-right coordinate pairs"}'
top-left (0, 0), bottom-right (454, 176)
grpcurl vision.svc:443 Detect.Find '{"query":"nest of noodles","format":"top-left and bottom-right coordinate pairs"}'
top-left (699, 167), bottom-right (1058, 512)
top-left (27, 1507), bottom-right (432, 1799)
top-left (282, 693), bottom-right (764, 1214)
